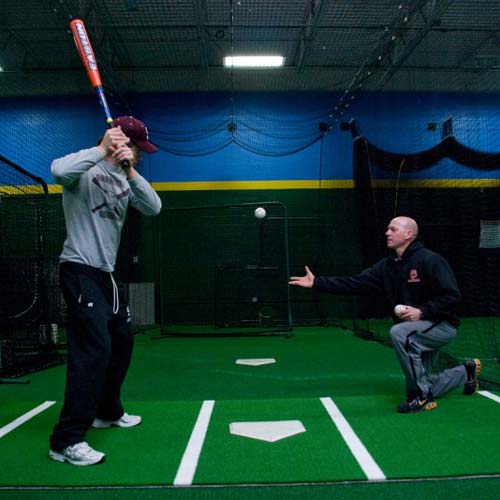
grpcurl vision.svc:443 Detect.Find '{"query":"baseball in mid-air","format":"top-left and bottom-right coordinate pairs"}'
top-left (254, 207), bottom-right (266, 219)
top-left (394, 304), bottom-right (407, 316)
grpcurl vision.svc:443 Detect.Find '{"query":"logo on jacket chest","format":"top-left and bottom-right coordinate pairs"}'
top-left (408, 269), bottom-right (421, 283)
top-left (90, 174), bottom-right (130, 220)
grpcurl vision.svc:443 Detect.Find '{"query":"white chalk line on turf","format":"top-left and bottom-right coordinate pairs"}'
top-left (478, 390), bottom-right (500, 404)
top-left (174, 400), bottom-right (215, 486)
top-left (320, 397), bottom-right (386, 481)
top-left (0, 401), bottom-right (56, 439)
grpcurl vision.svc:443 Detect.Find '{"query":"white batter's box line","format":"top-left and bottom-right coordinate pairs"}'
top-left (174, 400), bottom-right (215, 486)
top-left (320, 397), bottom-right (386, 481)
top-left (478, 390), bottom-right (500, 404)
top-left (0, 401), bottom-right (56, 439)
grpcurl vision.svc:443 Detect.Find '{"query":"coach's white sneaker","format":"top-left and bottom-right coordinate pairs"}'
top-left (49, 441), bottom-right (105, 466)
top-left (92, 412), bottom-right (142, 429)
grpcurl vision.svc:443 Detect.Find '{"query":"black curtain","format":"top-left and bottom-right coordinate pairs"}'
top-left (351, 121), bottom-right (500, 316)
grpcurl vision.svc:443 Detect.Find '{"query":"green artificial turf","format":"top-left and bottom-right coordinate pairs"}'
top-left (0, 327), bottom-right (403, 402)
top-left (331, 392), bottom-right (500, 478)
top-left (0, 327), bottom-right (499, 490)
top-left (3, 477), bottom-right (500, 500)
top-left (195, 398), bottom-right (366, 484)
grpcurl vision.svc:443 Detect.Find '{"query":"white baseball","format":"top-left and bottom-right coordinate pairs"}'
top-left (394, 304), bottom-right (407, 316)
top-left (254, 207), bottom-right (266, 219)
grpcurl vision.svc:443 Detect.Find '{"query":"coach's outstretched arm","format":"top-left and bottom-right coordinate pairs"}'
top-left (289, 266), bottom-right (315, 288)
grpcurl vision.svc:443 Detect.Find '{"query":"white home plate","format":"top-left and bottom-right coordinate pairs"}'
top-left (229, 420), bottom-right (306, 442)
top-left (235, 358), bottom-right (276, 366)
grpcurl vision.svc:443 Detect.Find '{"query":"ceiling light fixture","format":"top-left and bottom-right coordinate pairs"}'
top-left (223, 55), bottom-right (285, 68)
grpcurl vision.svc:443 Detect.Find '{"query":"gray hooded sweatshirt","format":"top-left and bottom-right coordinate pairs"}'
top-left (51, 146), bottom-right (162, 272)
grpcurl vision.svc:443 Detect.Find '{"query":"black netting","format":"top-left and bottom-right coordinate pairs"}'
top-left (156, 202), bottom-right (292, 337)
top-left (0, 154), bottom-right (64, 378)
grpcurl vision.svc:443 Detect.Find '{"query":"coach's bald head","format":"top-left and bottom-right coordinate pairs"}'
top-left (394, 216), bottom-right (418, 236)
top-left (386, 216), bottom-right (419, 256)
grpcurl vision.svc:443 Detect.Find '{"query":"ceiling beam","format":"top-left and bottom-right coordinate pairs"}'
top-left (296, 0), bottom-right (327, 73)
top-left (0, 21), bottom-right (46, 70)
top-left (324, 0), bottom-right (451, 125)
top-left (193, 0), bottom-right (209, 72)
top-left (455, 27), bottom-right (500, 68)
top-left (376, 0), bottom-right (456, 89)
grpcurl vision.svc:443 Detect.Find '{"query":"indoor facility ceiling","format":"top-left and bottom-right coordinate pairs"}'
top-left (0, 0), bottom-right (499, 97)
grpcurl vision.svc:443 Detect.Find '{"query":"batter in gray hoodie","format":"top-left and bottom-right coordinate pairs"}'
top-left (51, 146), bottom-right (161, 272)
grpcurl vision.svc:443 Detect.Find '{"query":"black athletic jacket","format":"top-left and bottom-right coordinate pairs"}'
top-left (313, 239), bottom-right (461, 327)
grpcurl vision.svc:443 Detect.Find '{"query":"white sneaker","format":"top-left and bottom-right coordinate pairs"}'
top-left (49, 442), bottom-right (105, 466)
top-left (92, 412), bottom-right (142, 429)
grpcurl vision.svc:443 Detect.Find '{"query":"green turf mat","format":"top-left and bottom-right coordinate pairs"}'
top-left (332, 391), bottom-right (500, 479)
top-left (156, 325), bottom-right (292, 336)
top-left (125, 328), bottom-right (403, 402)
top-left (0, 400), bottom-right (53, 429)
top-left (194, 397), bottom-right (368, 484)
top-left (0, 328), bottom-right (403, 403)
top-left (0, 400), bottom-right (202, 486)
top-left (3, 476), bottom-right (500, 500)
top-left (1, 327), bottom-right (499, 488)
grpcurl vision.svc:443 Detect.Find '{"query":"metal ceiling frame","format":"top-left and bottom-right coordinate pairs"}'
top-left (193, 0), bottom-right (210, 72)
top-left (325, 0), bottom-right (457, 126)
top-left (0, 20), bottom-right (46, 72)
top-left (296, 0), bottom-right (327, 73)
top-left (376, 0), bottom-right (456, 89)
top-left (1, 1), bottom-right (500, 96)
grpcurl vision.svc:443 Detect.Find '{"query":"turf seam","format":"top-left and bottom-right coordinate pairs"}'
top-left (2, 473), bottom-right (500, 490)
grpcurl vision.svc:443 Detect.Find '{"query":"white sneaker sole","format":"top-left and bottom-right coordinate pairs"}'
top-left (49, 449), bottom-right (106, 466)
top-left (92, 417), bottom-right (142, 429)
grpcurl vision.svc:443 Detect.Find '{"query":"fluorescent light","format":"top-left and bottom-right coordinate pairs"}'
top-left (0, 66), bottom-right (3, 72)
top-left (223, 55), bottom-right (285, 68)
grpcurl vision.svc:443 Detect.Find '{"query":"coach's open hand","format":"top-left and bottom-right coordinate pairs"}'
top-left (289, 266), bottom-right (315, 288)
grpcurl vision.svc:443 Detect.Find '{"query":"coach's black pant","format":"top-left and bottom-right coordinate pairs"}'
top-left (49, 262), bottom-right (133, 451)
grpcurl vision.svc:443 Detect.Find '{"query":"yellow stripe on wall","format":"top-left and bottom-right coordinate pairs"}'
top-left (0, 185), bottom-right (46, 195)
top-left (152, 178), bottom-right (500, 190)
top-left (48, 185), bottom-right (63, 194)
top-left (6, 178), bottom-right (500, 194)
top-left (10, 180), bottom-right (353, 194)
top-left (151, 180), bottom-right (354, 190)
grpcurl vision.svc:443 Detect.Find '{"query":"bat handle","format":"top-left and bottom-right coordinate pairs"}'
top-left (105, 119), bottom-right (130, 169)
top-left (106, 121), bottom-right (130, 169)
top-left (96, 87), bottom-right (113, 122)
top-left (97, 92), bottom-right (131, 170)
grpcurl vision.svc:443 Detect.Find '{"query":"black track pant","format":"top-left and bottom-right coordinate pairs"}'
top-left (49, 262), bottom-right (133, 451)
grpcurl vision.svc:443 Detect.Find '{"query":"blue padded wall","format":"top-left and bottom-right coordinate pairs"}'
top-left (1, 91), bottom-right (500, 185)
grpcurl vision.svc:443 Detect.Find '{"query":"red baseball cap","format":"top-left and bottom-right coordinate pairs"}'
top-left (113, 116), bottom-right (158, 153)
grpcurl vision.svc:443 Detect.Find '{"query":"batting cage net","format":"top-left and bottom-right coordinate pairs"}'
top-left (0, 154), bottom-right (64, 379)
top-left (156, 202), bottom-right (292, 337)
top-left (350, 123), bottom-right (500, 390)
